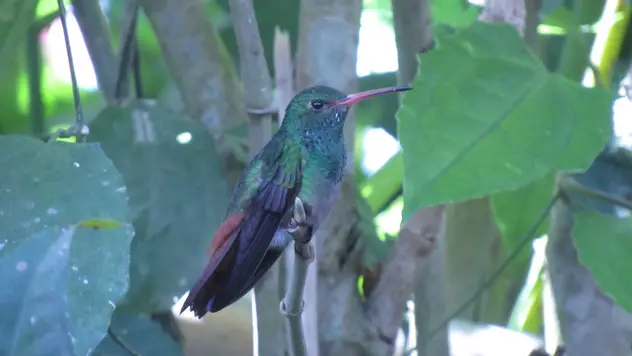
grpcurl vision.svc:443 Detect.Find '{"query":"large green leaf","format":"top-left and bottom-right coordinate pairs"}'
top-left (0, 136), bottom-right (133, 356)
top-left (398, 22), bottom-right (612, 219)
top-left (431, 0), bottom-right (479, 28)
top-left (573, 211), bottom-right (632, 313)
top-left (93, 311), bottom-right (184, 355)
top-left (88, 100), bottom-right (231, 312)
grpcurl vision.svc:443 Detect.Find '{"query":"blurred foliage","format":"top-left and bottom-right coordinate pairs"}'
top-left (87, 100), bottom-right (231, 313)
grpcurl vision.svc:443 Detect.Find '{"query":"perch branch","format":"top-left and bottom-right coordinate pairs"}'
top-left (280, 197), bottom-right (314, 356)
top-left (558, 175), bottom-right (632, 211)
top-left (114, 0), bottom-right (140, 100)
top-left (52, 0), bottom-right (88, 142)
top-left (227, 1), bottom-right (283, 356)
top-left (71, 0), bottom-right (117, 103)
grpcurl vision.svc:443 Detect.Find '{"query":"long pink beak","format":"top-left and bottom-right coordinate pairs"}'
top-left (334, 86), bottom-right (412, 106)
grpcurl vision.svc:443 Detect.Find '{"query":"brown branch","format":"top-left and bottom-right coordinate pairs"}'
top-left (361, 0), bottom-right (444, 355)
top-left (226, 1), bottom-right (282, 355)
top-left (138, 0), bottom-right (249, 166)
top-left (71, 0), bottom-right (117, 104)
top-left (295, 0), bottom-right (364, 355)
top-left (391, 0), bottom-right (433, 85)
top-left (365, 206), bottom-right (444, 347)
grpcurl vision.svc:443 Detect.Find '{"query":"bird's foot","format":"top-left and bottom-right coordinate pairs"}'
top-left (287, 197), bottom-right (311, 244)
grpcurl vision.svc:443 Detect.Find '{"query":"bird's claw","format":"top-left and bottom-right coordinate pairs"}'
top-left (288, 197), bottom-right (310, 244)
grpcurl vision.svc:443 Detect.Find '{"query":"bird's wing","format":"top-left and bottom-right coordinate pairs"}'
top-left (181, 141), bottom-right (302, 316)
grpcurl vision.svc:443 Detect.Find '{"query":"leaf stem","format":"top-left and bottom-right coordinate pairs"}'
top-left (559, 175), bottom-right (632, 211)
top-left (115, 0), bottom-right (140, 100)
top-left (57, 0), bottom-right (87, 142)
top-left (280, 197), bottom-right (313, 356)
top-left (108, 327), bottom-right (142, 356)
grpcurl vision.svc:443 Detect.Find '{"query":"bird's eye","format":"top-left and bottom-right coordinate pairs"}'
top-left (310, 100), bottom-right (326, 110)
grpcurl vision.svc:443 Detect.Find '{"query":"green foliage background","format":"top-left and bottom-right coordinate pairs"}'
top-left (1, 0), bottom-right (631, 354)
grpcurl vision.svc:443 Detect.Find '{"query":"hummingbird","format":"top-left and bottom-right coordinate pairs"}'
top-left (180, 84), bottom-right (412, 317)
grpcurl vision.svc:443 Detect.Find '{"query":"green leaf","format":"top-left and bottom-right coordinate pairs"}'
top-left (573, 211), bottom-right (632, 313)
top-left (88, 100), bottom-right (231, 313)
top-left (431, 0), bottom-right (479, 28)
top-left (492, 173), bottom-right (555, 261)
top-left (93, 311), bottom-right (184, 355)
top-left (0, 135), bottom-right (133, 356)
top-left (0, 0), bottom-right (37, 75)
top-left (398, 22), bottom-right (612, 219)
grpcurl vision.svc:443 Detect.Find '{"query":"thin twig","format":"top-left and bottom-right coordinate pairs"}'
top-left (71, 0), bottom-right (117, 103)
top-left (227, 1), bottom-right (282, 355)
top-left (26, 26), bottom-right (44, 137)
top-left (57, 0), bottom-right (88, 142)
top-left (115, 0), bottom-right (140, 100)
top-left (132, 41), bottom-right (144, 98)
top-left (559, 175), bottom-right (632, 211)
top-left (108, 327), bottom-right (142, 356)
top-left (280, 197), bottom-right (313, 356)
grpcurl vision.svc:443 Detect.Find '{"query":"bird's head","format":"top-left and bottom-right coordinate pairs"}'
top-left (281, 85), bottom-right (412, 137)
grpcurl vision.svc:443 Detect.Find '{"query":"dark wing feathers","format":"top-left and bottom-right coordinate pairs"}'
top-left (181, 140), bottom-right (302, 316)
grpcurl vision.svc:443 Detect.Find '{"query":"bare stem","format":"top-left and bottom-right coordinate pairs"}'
top-left (26, 26), bottom-right (44, 137)
top-left (280, 197), bottom-right (313, 356)
top-left (57, 0), bottom-right (88, 142)
top-left (115, 0), bottom-right (140, 100)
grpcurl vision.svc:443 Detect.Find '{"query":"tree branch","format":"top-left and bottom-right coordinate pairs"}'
top-left (362, 0), bottom-right (445, 355)
top-left (365, 206), bottom-right (444, 347)
top-left (226, 0), bottom-right (282, 355)
top-left (138, 0), bottom-right (249, 165)
top-left (71, 0), bottom-right (117, 104)
top-left (280, 197), bottom-right (314, 356)
top-left (295, 0), bottom-right (363, 354)
top-left (391, 0), bottom-right (433, 86)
